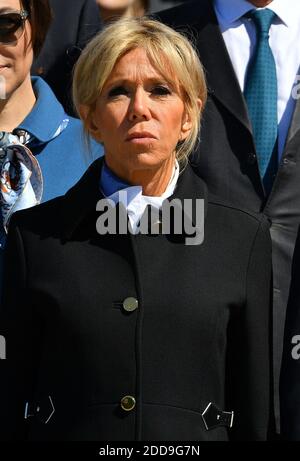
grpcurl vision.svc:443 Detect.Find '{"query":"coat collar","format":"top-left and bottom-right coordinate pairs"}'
top-left (61, 156), bottom-right (208, 240)
top-left (214, 0), bottom-right (254, 26)
top-left (214, 0), bottom-right (294, 28)
top-left (16, 77), bottom-right (69, 144)
top-left (61, 157), bottom-right (103, 240)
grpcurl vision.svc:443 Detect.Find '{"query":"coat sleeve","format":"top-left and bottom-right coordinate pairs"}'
top-left (226, 216), bottom-right (273, 441)
top-left (0, 218), bottom-right (40, 440)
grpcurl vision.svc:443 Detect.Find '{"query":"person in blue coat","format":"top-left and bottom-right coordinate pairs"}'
top-left (14, 76), bottom-right (103, 204)
top-left (0, 0), bottom-right (103, 281)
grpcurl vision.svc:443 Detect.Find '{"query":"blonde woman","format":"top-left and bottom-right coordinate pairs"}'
top-left (0, 18), bottom-right (271, 441)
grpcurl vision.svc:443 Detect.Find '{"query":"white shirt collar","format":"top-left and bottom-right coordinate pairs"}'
top-left (268, 1), bottom-right (297, 27)
top-left (214, 0), bottom-right (296, 28)
top-left (107, 160), bottom-right (180, 233)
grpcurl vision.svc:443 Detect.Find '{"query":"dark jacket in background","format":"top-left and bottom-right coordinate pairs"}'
top-left (280, 232), bottom-right (300, 440)
top-left (0, 158), bottom-right (272, 441)
top-left (150, 0), bottom-right (187, 13)
top-left (157, 0), bottom-right (300, 434)
top-left (31, 0), bottom-right (102, 115)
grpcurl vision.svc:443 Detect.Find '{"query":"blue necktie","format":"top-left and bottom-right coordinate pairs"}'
top-left (244, 9), bottom-right (278, 193)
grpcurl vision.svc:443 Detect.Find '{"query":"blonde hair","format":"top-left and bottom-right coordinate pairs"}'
top-left (73, 17), bottom-right (207, 166)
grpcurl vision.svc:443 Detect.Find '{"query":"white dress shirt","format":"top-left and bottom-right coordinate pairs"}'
top-left (107, 160), bottom-right (179, 233)
top-left (214, 0), bottom-right (300, 159)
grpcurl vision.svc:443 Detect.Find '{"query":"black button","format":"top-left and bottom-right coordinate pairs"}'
top-left (247, 152), bottom-right (257, 165)
top-left (66, 46), bottom-right (82, 65)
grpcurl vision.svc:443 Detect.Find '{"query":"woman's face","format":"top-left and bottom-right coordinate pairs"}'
top-left (0, 0), bottom-right (33, 99)
top-left (87, 48), bottom-right (192, 181)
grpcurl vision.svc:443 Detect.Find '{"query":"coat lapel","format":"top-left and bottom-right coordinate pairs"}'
top-left (192, 0), bottom-right (252, 133)
top-left (285, 97), bottom-right (300, 146)
top-left (61, 157), bottom-right (104, 240)
top-left (171, 163), bottom-right (208, 218)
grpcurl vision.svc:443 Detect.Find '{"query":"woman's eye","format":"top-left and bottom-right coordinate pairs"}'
top-left (151, 86), bottom-right (172, 96)
top-left (108, 86), bottom-right (128, 97)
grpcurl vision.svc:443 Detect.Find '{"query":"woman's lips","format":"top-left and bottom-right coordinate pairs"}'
top-left (126, 132), bottom-right (157, 143)
top-left (127, 137), bottom-right (157, 144)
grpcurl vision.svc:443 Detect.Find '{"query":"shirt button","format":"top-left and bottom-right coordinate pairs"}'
top-left (123, 297), bottom-right (138, 312)
top-left (151, 219), bottom-right (162, 233)
top-left (120, 395), bottom-right (136, 412)
top-left (247, 152), bottom-right (257, 165)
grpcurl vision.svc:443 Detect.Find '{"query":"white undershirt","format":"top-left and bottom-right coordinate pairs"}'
top-left (214, 0), bottom-right (300, 158)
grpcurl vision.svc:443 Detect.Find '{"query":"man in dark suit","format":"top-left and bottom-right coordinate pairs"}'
top-left (157, 0), bottom-right (300, 436)
top-left (31, 0), bottom-right (102, 114)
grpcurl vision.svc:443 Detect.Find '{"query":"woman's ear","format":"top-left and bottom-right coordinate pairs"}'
top-left (79, 104), bottom-right (103, 142)
top-left (180, 98), bottom-right (203, 141)
top-left (180, 113), bottom-right (192, 141)
top-left (197, 98), bottom-right (203, 113)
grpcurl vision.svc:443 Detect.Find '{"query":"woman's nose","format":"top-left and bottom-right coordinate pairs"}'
top-left (128, 87), bottom-right (151, 121)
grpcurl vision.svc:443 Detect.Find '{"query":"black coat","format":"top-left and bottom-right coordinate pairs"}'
top-left (157, 0), bottom-right (300, 433)
top-left (0, 158), bottom-right (272, 441)
top-left (31, 0), bottom-right (102, 115)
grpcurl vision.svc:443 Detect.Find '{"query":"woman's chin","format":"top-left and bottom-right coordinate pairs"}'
top-left (127, 151), bottom-right (167, 168)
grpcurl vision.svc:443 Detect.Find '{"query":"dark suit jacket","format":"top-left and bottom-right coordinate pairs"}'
top-left (157, 0), bottom-right (300, 433)
top-left (31, 0), bottom-right (102, 115)
top-left (280, 232), bottom-right (300, 440)
top-left (0, 158), bottom-right (272, 441)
